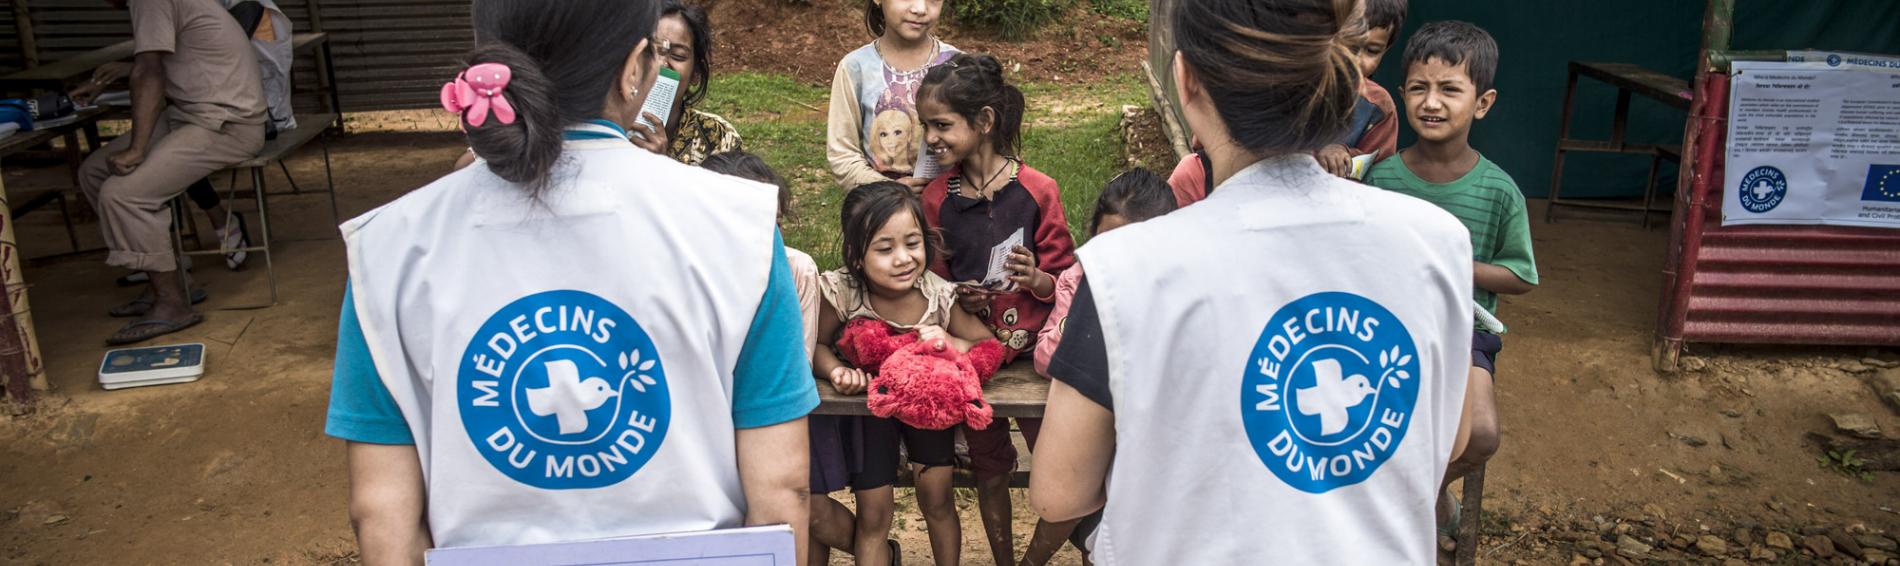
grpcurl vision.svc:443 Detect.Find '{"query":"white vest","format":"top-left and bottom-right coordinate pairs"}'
top-left (1076, 155), bottom-right (1473, 565)
top-left (341, 134), bottom-right (780, 548)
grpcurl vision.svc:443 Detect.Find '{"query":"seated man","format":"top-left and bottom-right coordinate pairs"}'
top-left (79, 0), bottom-right (266, 345)
top-left (74, 0), bottom-right (294, 281)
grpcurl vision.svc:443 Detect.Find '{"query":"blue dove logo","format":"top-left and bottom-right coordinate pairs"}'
top-left (458, 290), bottom-right (671, 490)
top-left (1241, 292), bottom-right (1421, 493)
top-left (1297, 359), bottom-right (1376, 436)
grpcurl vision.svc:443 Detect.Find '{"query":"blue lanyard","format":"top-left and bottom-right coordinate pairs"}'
top-left (562, 119), bottom-right (631, 141)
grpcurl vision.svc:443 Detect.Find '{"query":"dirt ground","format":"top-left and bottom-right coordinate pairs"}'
top-left (2, 2), bottom-right (1898, 562)
top-left (0, 117), bottom-right (1893, 565)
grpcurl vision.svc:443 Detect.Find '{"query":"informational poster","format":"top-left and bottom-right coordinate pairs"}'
top-left (1723, 61), bottom-right (1900, 228)
top-left (425, 525), bottom-right (795, 566)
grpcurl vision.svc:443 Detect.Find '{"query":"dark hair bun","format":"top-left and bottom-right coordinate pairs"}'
top-left (462, 41), bottom-right (564, 195)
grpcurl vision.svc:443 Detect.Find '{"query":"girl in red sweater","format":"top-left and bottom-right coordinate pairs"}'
top-left (915, 52), bottom-right (1079, 566)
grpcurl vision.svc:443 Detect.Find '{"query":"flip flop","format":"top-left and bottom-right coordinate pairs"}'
top-left (107, 288), bottom-right (209, 318)
top-left (106, 313), bottom-right (203, 346)
top-left (220, 212), bottom-right (250, 271)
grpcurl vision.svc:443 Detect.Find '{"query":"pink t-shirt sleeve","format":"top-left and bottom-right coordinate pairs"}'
top-left (1035, 265), bottom-right (1085, 377)
top-left (1167, 153), bottom-right (1208, 207)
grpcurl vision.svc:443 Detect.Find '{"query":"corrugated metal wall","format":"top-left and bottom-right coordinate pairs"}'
top-left (1657, 72), bottom-right (1900, 356)
top-left (0, 0), bottom-right (472, 112)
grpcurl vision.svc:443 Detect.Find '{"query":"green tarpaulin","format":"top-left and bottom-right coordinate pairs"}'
top-left (1360, 0), bottom-right (1900, 199)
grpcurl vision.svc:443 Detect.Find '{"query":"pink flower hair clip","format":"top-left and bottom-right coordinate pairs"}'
top-left (440, 63), bottom-right (517, 127)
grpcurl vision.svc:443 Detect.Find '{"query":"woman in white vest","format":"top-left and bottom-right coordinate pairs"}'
top-left (323, 1), bottom-right (816, 563)
top-left (1030, 0), bottom-right (1478, 563)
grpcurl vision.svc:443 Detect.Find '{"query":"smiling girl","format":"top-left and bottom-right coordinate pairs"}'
top-left (810, 182), bottom-right (992, 566)
top-left (826, 0), bottom-right (959, 192)
top-left (915, 52), bottom-right (1078, 566)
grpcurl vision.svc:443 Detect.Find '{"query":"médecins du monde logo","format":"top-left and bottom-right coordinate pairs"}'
top-left (458, 290), bottom-right (671, 490)
top-left (1240, 292), bottom-right (1421, 493)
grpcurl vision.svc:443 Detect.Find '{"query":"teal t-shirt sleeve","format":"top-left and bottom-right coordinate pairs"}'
top-left (1490, 187), bottom-right (1540, 287)
top-left (731, 230), bottom-right (821, 429)
top-left (324, 284), bottom-right (417, 445)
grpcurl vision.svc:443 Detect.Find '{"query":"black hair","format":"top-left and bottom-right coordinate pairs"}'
top-left (1091, 168), bottom-right (1177, 235)
top-left (465, 0), bottom-right (660, 197)
top-left (840, 182), bottom-right (940, 290)
top-left (863, 0), bottom-right (885, 37)
top-left (700, 151), bottom-right (792, 222)
top-left (659, 0), bottom-right (713, 109)
top-left (1172, 0), bottom-right (1361, 154)
top-left (919, 53), bottom-right (1025, 159)
top-left (1402, 20), bottom-right (1498, 93)
top-left (1365, 0), bottom-right (1407, 33)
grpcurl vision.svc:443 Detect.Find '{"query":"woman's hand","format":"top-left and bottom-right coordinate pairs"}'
top-left (627, 111), bottom-right (670, 155)
top-left (828, 366), bottom-right (870, 395)
top-left (1005, 245), bottom-right (1054, 298)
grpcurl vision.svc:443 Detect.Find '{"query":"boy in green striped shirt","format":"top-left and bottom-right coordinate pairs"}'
top-left (1364, 20), bottom-right (1536, 544)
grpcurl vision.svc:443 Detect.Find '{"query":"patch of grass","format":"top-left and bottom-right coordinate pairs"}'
top-left (1022, 112), bottom-right (1126, 246)
top-left (1089, 0), bottom-right (1148, 23)
top-left (952, 0), bottom-right (1072, 40)
top-left (699, 72), bottom-right (828, 123)
top-left (1817, 449), bottom-right (1874, 481)
top-left (729, 72), bottom-right (1144, 268)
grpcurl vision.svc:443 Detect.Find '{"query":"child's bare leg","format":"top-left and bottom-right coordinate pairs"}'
top-left (1440, 366), bottom-right (1499, 527)
top-left (976, 472), bottom-right (1016, 566)
top-left (853, 486), bottom-right (895, 566)
top-left (1019, 518), bottom-right (1081, 566)
top-left (913, 465), bottom-right (961, 566)
top-left (812, 494), bottom-right (857, 563)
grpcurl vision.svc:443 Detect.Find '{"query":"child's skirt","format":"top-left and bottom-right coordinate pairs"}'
top-left (810, 414), bottom-right (957, 494)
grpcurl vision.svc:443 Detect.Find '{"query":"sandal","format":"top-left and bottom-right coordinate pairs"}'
top-left (888, 539), bottom-right (901, 566)
top-left (106, 313), bottom-right (204, 346)
top-left (107, 287), bottom-right (209, 318)
top-left (220, 212), bottom-right (250, 271)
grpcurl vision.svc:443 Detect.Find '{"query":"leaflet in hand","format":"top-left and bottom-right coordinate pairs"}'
top-left (632, 67), bottom-right (680, 140)
top-left (980, 228), bottom-right (1026, 292)
top-left (1349, 153), bottom-right (1375, 180)
top-left (913, 146), bottom-right (942, 181)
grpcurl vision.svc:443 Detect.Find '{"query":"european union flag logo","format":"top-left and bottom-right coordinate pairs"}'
top-left (1864, 165), bottom-right (1900, 203)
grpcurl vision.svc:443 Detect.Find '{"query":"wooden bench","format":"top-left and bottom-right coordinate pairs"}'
top-left (174, 113), bottom-right (338, 309)
top-left (1545, 61), bottom-right (1694, 229)
top-left (816, 362), bottom-right (1046, 488)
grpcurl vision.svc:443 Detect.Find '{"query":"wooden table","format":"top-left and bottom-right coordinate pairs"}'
top-left (0, 107), bottom-right (114, 255)
top-left (0, 33), bottom-right (331, 93)
top-left (1545, 61), bottom-right (1693, 229)
top-left (814, 361), bottom-right (1050, 418)
top-left (815, 361), bottom-right (1048, 487)
top-left (0, 33), bottom-right (341, 133)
